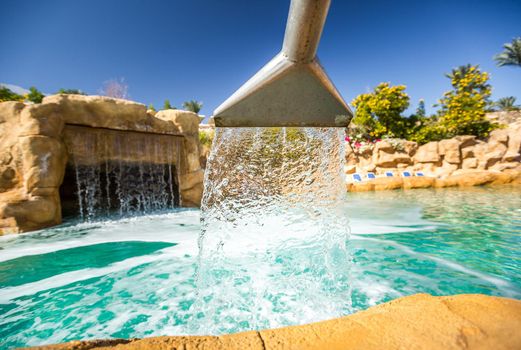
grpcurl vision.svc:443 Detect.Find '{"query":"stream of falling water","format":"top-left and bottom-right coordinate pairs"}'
top-left (191, 127), bottom-right (351, 334)
top-left (63, 127), bottom-right (182, 220)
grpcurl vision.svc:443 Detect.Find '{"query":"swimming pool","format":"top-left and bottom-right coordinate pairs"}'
top-left (1, 186), bottom-right (520, 348)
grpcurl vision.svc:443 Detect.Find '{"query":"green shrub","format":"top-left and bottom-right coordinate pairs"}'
top-left (27, 87), bottom-right (44, 103)
top-left (351, 83), bottom-right (410, 139)
top-left (199, 130), bottom-right (214, 148)
top-left (57, 88), bottom-right (85, 95)
top-left (0, 86), bottom-right (24, 102)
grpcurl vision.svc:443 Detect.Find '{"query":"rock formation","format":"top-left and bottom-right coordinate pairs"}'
top-left (345, 118), bottom-right (521, 191)
top-left (0, 95), bottom-right (204, 234)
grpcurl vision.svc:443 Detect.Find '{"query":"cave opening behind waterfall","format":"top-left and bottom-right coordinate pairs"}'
top-left (60, 161), bottom-right (180, 220)
top-left (59, 125), bottom-right (182, 221)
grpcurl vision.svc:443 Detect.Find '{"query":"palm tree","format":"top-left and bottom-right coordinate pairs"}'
top-left (183, 100), bottom-right (203, 114)
top-left (494, 97), bottom-right (520, 111)
top-left (494, 38), bottom-right (521, 67)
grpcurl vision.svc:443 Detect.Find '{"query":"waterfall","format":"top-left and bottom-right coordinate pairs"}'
top-left (192, 127), bottom-right (351, 334)
top-left (62, 126), bottom-right (182, 220)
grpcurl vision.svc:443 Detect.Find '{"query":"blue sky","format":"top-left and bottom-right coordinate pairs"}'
top-left (1, 0), bottom-right (520, 116)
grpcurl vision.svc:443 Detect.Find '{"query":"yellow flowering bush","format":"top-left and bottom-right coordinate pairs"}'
top-left (436, 64), bottom-right (497, 138)
top-left (351, 83), bottom-right (410, 139)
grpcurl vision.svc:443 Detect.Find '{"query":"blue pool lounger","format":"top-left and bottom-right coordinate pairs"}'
top-left (402, 171), bottom-right (412, 177)
top-left (385, 171), bottom-right (394, 177)
top-left (352, 173), bottom-right (362, 182)
top-left (415, 172), bottom-right (425, 177)
top-left (367, 172), bottom-right (376, 179)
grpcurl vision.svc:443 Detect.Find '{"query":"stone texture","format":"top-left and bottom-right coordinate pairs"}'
top-left (462, 158), bottom-right (478, 170)
top-left (347, 170), bottom-right (521, 192)
top-left (414, 141), bottom-right (440, 163)
top-left (344, 117), bottom-right (521, 188)
top-left (18, 136), bottom-right (67, 192)
top-left (30, 294), bottom-right (521, 350)
top-left (179, 169), bottom-right (205, 207)
top-left (439, 139), bottom-right (461, 164)
top-left (0, 96), bottom-right (205, 234)
top-left (486, 110), bottom-right (521, 124)
top-left (503, 122), bottom-right (521, 162)
top-left (155, 109), bottom-right (200, 135)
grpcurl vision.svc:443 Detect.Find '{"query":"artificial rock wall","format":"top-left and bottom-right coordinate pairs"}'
top-left (346, 121), bottom-right (521, 177)
top-left (0, 95), bottom-right (204, 234)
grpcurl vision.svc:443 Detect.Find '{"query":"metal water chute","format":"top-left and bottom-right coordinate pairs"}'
top-left (213, 0), bottom-right (353, 128)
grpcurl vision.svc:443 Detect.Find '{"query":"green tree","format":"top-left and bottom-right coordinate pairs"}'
top-left (416, 99), bottom-right (426, 118)
top-left (27, 87), bottom-right (44, 103)
top-left (182, 100), bottom-right (203, 114)
top-left (351, 82), bottom-right (410, 138)
top-left (163, 99), bottom-right (177, 110)
top-left (57, 88), bottom-right (85, 95)
top-left (494, 38), bottom-right (521, 67)
top-left (0, 86), bottom-right (24, 102)
top-left (148, 104), bottom-right (156, 112)
top-left (436, 64), bottom-right (496, 138)
top-left (494, 96), bottom-right (520, 111)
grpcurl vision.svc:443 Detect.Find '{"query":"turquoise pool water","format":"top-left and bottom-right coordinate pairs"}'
top-left (1, 186), bottom-right (520, 348)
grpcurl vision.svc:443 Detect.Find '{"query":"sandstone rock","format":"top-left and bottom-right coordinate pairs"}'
top-left (344, 142), bottom-right (358, 165)
top-left (438, 138), bottom-right (461, 164)
top-left (454, 135), bottom-right (477, 148)
top-left (347, 181), bottom-right (375, 192)
top-left (41, 94), bottom-right (157, 133)
top-left (344, 164), bottom-right (356, 174)
top-left (486, 110), bottom-right (521, 124)
top-left (440, 161), bottom-right (459, 176)
top-left (37, 294), bottom-right (521, 350)
top-left (413, 141), bottom-right (440, 163)
top-left (0, 217), bottom-right (19, 234)
top-left (1, 193), bottom-right (61, 231)
top-left (155, 109), bottom-right (200, 135)
top-left (402, 140), bottom-right (418, 156)
top-left (489, 162), bottom-right (521, 172)
top-left (484, 141), bottom-right (508, 168)
top-left (1, 97), bottom-right (205, 234)
top-left (503, 122), bottom-right (521, 162)
top-left (461, 146), bottom-right (475, 159)
top-left (461, 158), bottom-right (478, 169)
top-left (179, 169), bottom-right (204, 207)
top-left (403, 176), bottom-right (435, 189)
top-left (19, 103), bottom-right (64, 138)
top-left (375, 151), bottom-right (411, 168)
top-left (183, 136), bottom-right (202, 173)
top-left (0, 101), bottom-right (25, 123)
top-left (18, 136), bottom-right (67, 192)
top-left (447, 169), bottom-right (498, 187)
top-left (488, 128), bottom-right (509, 144)
top-left (373, 140), bottom-right (394, 152)
top-left (0, 166), bottom-right (18, 191)
top-left (372, 177), bottom-right (403, 191)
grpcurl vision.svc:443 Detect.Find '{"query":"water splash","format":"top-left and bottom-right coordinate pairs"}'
top-left (192, 127), bottom-right (351, 334)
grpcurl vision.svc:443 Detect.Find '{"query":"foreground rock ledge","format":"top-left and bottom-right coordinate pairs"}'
top-left (30, 294), bottom-right (521, 350)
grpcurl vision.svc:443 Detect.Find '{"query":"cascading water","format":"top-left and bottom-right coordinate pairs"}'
top-left (192, 127), bottom-right (351, 334)
top-left (62, 126), bottom-right (182, 220)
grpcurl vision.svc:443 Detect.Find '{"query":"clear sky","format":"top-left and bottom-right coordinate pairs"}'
top-left (1, 0), bottom-right (520, 116)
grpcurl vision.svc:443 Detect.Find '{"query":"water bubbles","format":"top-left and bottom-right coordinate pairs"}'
top-left (192, 127), bottom-right (351, 334)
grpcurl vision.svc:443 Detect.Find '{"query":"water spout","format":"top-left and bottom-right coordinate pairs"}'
top-left (213, 0), bottom-right (353, 128)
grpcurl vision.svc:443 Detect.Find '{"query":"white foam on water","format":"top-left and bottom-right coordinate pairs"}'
top-left (0, 210), bottom-right (199, 263)
top-left (0, 243), bottom-right (197, 303)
